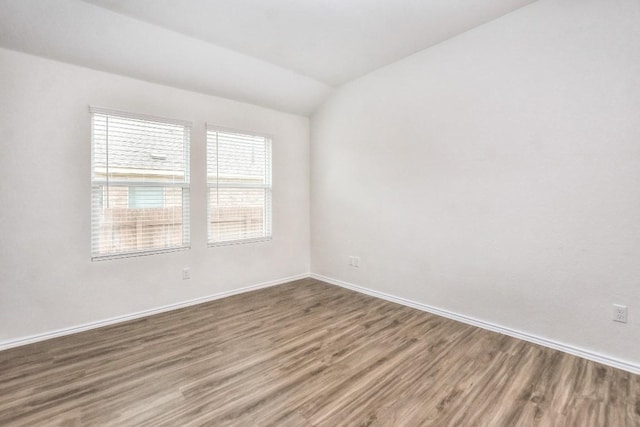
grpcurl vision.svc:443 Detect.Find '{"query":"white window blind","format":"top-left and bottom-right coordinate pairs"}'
top-left (207, 127), bottom-right (272, 245)
top-left (91, 107), bottom-right (191, 260)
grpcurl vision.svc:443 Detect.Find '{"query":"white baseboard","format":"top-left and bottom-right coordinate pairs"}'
top-left (0, 273), bottom-right (310, 351)
top-left (310, 273), bottom-right (640, 375)
top-left (5, 272), bottom-right (638, 375)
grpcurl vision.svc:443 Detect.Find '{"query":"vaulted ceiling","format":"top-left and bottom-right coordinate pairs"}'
top-left (0, 0), bottom-right (536, 115)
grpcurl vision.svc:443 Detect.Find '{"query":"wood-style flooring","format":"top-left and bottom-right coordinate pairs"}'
top-left (1, 278), bottom-right (639, 426)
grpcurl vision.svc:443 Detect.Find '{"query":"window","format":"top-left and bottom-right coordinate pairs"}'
top-left (128, 187), bottom-right (165, 209)
top-left (91, 107), bottom-right (191, 260)
top-left (207, 127), bottom-right (272, 245)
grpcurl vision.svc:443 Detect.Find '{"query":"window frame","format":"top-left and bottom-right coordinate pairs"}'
top-left (206, 125), bottom-right (273, 247)
top-left (90, 106), bottom-right (191, 261)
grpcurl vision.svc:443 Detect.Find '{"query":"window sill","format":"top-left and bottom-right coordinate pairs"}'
top-left (91, 246), bottom-right (190, 261)
top-left (207, 237), bottom-right (272, 248)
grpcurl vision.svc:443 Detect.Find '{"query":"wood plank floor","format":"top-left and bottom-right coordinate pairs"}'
top-left (1, 278), bottom-right (639, 426)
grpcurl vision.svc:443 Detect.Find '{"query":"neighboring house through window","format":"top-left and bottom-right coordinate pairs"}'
top-left (91, 107), bottom-right (191, 260)
top-left (206, 127), bottom-right (272, 245)
top-left (128, 187), bottom-right (165, 209)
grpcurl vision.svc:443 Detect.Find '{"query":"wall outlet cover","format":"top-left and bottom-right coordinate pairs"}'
top-left (613, 304), bottom-right (628, 323)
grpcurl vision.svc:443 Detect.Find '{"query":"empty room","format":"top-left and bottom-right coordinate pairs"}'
top-left (1, 0), bottom-right (639, 425)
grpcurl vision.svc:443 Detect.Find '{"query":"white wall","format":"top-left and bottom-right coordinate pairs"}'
top-left (311, 0), bottom-right (640, 366)
top-left (0, 48), bottom-right (310, 344)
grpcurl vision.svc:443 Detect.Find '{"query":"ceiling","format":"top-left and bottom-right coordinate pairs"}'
top-left (0, 0), bottom-right (536, 115)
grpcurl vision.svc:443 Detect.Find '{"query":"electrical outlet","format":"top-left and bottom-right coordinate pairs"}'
top-left (353, 256), bottom-right (360, 268)
top-left (348, 256), bottom-right (354, 266)
top-left (613, 304), bottom-right (628, 323)
top-left (182, 267), bottom-right (191, 280)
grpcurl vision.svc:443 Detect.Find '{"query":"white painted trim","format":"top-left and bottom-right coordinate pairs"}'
top-left (0, 273), bottom-right (310, 351)
top-left (89, 106), bottom-right (192, 128)
top-left (311, 273), bottom-right (640, 375)
top-left (6, 271), bottom-right (638, 375)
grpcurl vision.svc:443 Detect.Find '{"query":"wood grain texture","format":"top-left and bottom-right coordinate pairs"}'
top-left (1, 278), bottom-right (639, 426)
